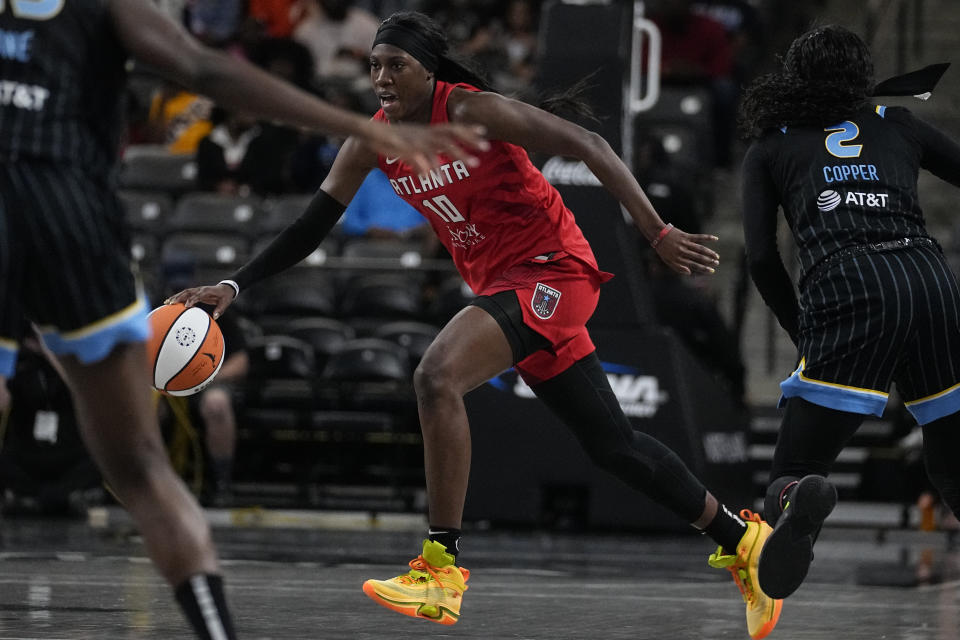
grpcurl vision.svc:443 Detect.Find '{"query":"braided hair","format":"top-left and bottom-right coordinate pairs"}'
top-left (738, 25), bottom-right (875, 139)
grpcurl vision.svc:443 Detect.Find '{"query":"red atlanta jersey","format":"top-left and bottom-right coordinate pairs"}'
top-left (374, 80), bottom-right (604, 294)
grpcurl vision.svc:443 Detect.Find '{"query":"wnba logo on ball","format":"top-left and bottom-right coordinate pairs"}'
top-left (817, 189), bottom-right (842, 212)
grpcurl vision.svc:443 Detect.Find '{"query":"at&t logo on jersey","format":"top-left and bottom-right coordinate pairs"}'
top-left (817, 190), bottom-right (841, 212)
top-left (817, 189), bottom-right (889, 212)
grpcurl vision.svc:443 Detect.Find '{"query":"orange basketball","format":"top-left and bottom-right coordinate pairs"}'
top-left (146, 303), bottom-right (225, 396)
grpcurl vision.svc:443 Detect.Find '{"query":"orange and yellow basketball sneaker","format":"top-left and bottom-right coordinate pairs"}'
top-left (362, 540), bottom-right (469, 625)
top-left (708, 509), bottom-right (783, 639)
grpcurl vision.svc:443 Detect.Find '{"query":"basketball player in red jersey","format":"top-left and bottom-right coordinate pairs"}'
top-left (172, 11), bottom-right (783, 639)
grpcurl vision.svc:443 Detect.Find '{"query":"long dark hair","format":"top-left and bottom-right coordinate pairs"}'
top-left (738, 25), bottom-right (875, 139)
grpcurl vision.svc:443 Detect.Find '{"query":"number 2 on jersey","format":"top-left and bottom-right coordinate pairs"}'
top-left (422, 195), bottom-right (465, 223)
top-left (824, 121), bottom-right (863, 158)
top-left (0, 0), bottom-right (65, 20)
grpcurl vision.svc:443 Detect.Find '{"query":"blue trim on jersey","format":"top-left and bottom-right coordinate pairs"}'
top-left (875, 105), bottom-right (887, 118)
top-left (40, 296), bottom-right (150, 365)
top-left (905, 383), bottom-right (960, 425)
top-left (778, 364), bottom-right (888, 416)
top-left (0, 341), bottom-right (17, 378)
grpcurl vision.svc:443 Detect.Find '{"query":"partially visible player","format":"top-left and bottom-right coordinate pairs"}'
top-left (738, 25), bottom-right (960, 599)
top-left (171, 11), bottom-right (783, 639)
top-left (0, 0), bottom-right (485, 638)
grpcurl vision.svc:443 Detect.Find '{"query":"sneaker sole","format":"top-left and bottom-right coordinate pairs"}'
top-left (757, 475), bottom-right (837, 599)
top-left (361, 581), bottom-right (460, 625)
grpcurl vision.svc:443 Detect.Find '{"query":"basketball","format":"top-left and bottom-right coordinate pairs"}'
top-left (146, 303), bottom-right (225, 396)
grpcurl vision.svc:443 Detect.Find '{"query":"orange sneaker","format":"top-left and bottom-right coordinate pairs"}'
top-left (708, 509), bottom-right (783, 639)
top-left (362, 540), bottom-right (469, 625)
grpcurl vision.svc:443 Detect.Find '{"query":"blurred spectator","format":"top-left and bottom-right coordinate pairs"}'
top-left (248, 36), bottom-right (317, 90)
top-left (146, 83), bottom-right (214, 154)
top-left (196, 107), bottom-right (304, 196)
top-left (247, 0), bottom-right (309, 38)
top-left (293, 0), bottom-right (379, 80)
top-left (185, 0), bottom-right (247, 45)
top-left (160, 258), bottom-right (250, 506)
top-left (421, 0), bottom-right (498, 47)
top-left (0, 327), bottom-right (102, 516)
top-left (341, 169), bottom-right (431, 241)
top-left (692, 0), bottom-right (765, 85)
top-left (461, 0), bottom-right (539, 95)
top-left (649, 0), bottom-right (737, 167)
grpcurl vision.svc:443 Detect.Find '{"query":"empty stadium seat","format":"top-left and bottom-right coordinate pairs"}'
top-left (245, 269), bottom-right (337, 318)
top-left (119, 190), bottom-right (173, 234)
top-left (161, 232), bottom-right (250, 268)
top-left (341, 238), bottom-right (424, 262)
top-left (339, 273), bottom-right (422, 318)
top-left (283, 317), bottom-right (356, 368)
top-left (373, 321), bottom-right (439, 364)
top-left (247, 335), bottom-right (316, 379)
top-left (252, 235), bottom-right (338, 267)
top-left (428, 276), bottom-right (476, 323)
top-left (259, 194), bottom-right (314, 234)
top-left (168, 192), bottom-right (264, 237)
top-left (322, 338), bottom-right (409, 382)
top-left (118, 148), bottom-right (198, 194)
top-left (130, 233), bottom-right (160, 266)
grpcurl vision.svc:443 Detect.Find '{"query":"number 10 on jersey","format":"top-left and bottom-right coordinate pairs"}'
top-left (422, 195), bottom-right (465, 223)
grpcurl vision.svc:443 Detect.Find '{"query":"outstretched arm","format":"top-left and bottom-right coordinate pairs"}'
top-left (741, 143), bottom-right (800, 344)
top-left (168, 139), bottom-right (376, 317)
top-left (447, 89), bottom-right (719, 275)
top-left (107, 0), bottom-right (487, 174)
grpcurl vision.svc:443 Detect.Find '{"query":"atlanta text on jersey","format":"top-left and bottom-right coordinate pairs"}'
top-left (387, 160), bottom-right (471, 197)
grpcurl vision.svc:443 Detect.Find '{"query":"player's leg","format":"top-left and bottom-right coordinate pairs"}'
top-left (756, 398), bottom-right (861, 599)
top-left (362, 302), bottom-right (514, 625)
top-left (921, 411), bottom-right (960, 519)
top-left (198, 385), bottom-right (237, 505)
top-left (15, 162), bottom-right (236, 639)
top-left (529, 351), bottom-right (781, 639)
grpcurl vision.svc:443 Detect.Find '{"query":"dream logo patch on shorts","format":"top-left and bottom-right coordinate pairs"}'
top-left (531, 283), bottom-right (561, 319)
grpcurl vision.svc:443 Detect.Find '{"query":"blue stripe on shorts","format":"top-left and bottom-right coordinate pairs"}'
top-left (905, 382), bottom-right (960, 425)
top-left (40, 296), bottom-right (150, 365)
top-left (778, 359), bottom-right (888, 416)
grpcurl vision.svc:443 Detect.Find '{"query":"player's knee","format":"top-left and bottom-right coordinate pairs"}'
top-left (200, 388), bottom-right (233, 423)
top-left (413, 356), bottom-right (460, 401)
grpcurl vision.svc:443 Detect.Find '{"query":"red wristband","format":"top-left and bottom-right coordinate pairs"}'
top-left (651, 223), bottom-right (674, 248)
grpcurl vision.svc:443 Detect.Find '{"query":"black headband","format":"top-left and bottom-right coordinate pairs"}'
top-left (373, 23), bottom-right (440, 73)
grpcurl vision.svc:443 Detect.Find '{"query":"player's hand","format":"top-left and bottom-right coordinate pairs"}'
top-left (654, 227), bottom-right (720, 275)
top-left (165, 284), bottom-right (236, 320)
top-left (361, 120), bottom-right (489, 174)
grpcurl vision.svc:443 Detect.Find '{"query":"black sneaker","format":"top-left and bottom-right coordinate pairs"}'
top-left (757, 475), bottom-right (837, 598)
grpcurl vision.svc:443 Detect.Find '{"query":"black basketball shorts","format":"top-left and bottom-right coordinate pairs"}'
top-left (781, 244), bottom-right (960, 424)
top-left (0, 161), bottom-right (148, 376)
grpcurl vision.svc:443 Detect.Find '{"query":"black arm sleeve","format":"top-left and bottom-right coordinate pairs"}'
top-left (741, 142), bottom-right (801, 344)
top-left (912, 114), bottom-right (960, 188)
top-left (229, 189), bottom-right (346, 291)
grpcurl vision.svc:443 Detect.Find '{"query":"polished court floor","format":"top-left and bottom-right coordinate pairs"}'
top-left (0, 510), bottom-right (957, 639)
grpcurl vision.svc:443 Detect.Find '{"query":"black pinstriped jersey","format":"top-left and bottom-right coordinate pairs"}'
top-left (0, 0), bottom-right (127, 173)
top-left (742, 104), bottom-right (960, 340)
